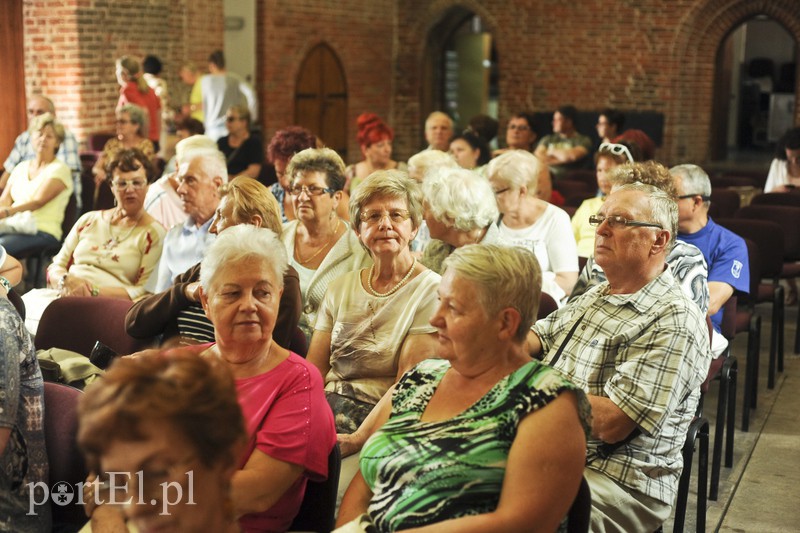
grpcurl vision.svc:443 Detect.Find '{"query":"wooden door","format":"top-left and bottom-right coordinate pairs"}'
top-left (0, 0), bottom-right (26, 162)
top-left (295, 44), bottom-right (348, 159)
top-left (710, 33), bottom-right (734, 161)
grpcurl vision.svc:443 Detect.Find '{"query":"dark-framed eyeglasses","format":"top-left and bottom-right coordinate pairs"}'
top-left (588, 214), bottom-right (663, 230)
top-left (288, 184), bottom-right (334, 197)
top-left (677, 194), bottom-right (710, 201)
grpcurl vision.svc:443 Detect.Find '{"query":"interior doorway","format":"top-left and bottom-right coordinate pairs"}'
top-left (711, 15), bottom-right (796, 161)
top-left (422, 9), bottom-right (499, 137)
top-left (294, 43), bottom-right (348, 160)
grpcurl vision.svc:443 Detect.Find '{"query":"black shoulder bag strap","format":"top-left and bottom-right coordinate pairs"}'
top-left (546, 312), bottom-right (585, 368)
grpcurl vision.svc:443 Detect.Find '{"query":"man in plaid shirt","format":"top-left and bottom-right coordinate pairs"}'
top-left (529, 182), bottom-right (711, 532)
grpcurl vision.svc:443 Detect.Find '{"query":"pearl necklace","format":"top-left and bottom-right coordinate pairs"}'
top-left (367, 258), bottom-right (417, 298)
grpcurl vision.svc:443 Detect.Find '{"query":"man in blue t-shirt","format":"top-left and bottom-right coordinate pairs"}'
top-left (670, 164), bottom-right (749, 348)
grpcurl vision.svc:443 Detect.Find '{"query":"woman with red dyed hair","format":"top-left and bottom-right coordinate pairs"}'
top-left (345, 113), bottom-right (407, 194)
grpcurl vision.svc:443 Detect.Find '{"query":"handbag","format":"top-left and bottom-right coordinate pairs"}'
top-left (0, 210), bottom-right (37, 235)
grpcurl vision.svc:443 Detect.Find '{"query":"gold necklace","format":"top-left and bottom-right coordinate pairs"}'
top-left (367, 258), bottom-right (417, 298)
top-left (105, 208), bottom-right (144, 248)
top-left (295, 219), bottom-right (341, 265)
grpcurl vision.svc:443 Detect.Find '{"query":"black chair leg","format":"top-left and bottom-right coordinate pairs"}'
top-left (674, 418), bottom-right (709, 533)
top-left (725, 357), bottom-right (737, 468)
top-left (742, 315), bottom-right (760, 432)
top-left (710, 376), bottom-right (724, 501)
top-left (776, 285), bottom-right (784, 373)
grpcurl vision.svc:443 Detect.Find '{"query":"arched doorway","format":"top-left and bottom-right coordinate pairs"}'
top-left (294, 43), bottom-right (348, 159)
top-left (422, 8), bottom-right (499, 136)
top-left (711, 15), bottom-right (796, 160)
top-left (0, 0), bottom-right (26, 159)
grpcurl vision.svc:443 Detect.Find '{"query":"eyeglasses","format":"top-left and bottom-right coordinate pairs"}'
top-left (507, 124), bottom-right (530, 131)
top-left (677, 194), bottom-right (710, 201)
top-left (598, 142), bottom-right (634, 163)
top-left (588, 214), bottom-right (662, 229)
top-left (111, 179), bottom-right (147, 190)
top-left (288, 185), bottom-right (333, 196)
top-left (359, 209), bottom-right (411, 225)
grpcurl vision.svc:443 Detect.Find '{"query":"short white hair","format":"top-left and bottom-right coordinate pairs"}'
top-left (486, 150), bottom-right (542, 195)
top-left (407, 150), bottom-right (458, 181)
top-left (200, 225), bottom-right (287, 290)
top-left (183, 148), bottom-right (229, 184)
top-left (423, 167), bottom-right (498, 231)
top-left (176, 135), bottom-right (218, 160)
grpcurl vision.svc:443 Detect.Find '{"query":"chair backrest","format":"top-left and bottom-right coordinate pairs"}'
top-left (710, 175), bottom-right (759, 189)
top-left (566, 476), bottom-right (591, 533)
top-left (43, 382), bottom-right (89, 529)
top-left (8, 288), bottom-right (25, 319)
top-left (736, 205), bottom-right (800, 261)
top-left (708, 188), bottom-right (740, 219)
top-left (719, 294), bottom-right (737, 341)
top-left (288, 444), bottom-right (341, 533)
top-left (751, 192), bottom-right (800, 209)
top-left (35, 296), bottom-right (156, 357)
top-left (538, 292), bottom-right (559, 320)
top-left (290, 327), bottom-right (309, 358)
top-left (715, 218), bottom-right (778, 281)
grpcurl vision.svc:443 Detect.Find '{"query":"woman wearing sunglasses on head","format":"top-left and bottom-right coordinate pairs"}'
top-left (280, 148), bottom-right (371, 341)
top-left (571, 141), bottom-right (640, 258)
top-left (22, 149), bottom-right (165, 335)
top-left (216, 104), bottom-right (264, 180)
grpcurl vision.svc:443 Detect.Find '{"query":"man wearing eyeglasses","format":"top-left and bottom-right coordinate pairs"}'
top-left (670, 164), bottom-right (749, 355)
top-left (0, 94), bottom-right (82, 209)
top-left (528, 183), bottom-right (711, 532)
top-left (147, 148), bottom-right (228, 293)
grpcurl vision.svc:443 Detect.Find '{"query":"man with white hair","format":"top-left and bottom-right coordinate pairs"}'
top-left (529, 182), bottom-right (711, 532)
top-left (1, 94), bottom-right (82, 208)
top-left (422, 111), bottom-right (453, 152)
top-left (670, 164), bottom-right (749, 347)
top-left (148, 147), bottom-right (228, 292)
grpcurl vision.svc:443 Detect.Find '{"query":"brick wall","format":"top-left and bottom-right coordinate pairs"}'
top-left (392, 0), bottom-right (800, 164)
top-left (21, 0), bottom-right (800, 166)
top-left (23, 0), bottom-right (223, 144)
top-left (256, 0), bottom-right (396, 165)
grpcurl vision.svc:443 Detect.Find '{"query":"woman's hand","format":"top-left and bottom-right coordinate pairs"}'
top-left (59, 274), bottom-right (92, 297)
top-left (83, 473), bottom-right (100, 517)
top-left (337, 433), bottom-right (363, 458)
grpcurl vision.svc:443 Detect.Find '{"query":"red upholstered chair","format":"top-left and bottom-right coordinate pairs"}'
top-left (750, 191), bottom-right (800, 208)
top-left (537, 292), bottom-right (559, 320)
top-left (35, 296), bottom-right (157, 357)
top-left (736, 205), bottom-right (800, 357)
top-left (717, 218), bottom-right (784, 387)
top-left (708, 187), bottom-right (740, 219)
top-left (43, 382), bottom-right (89, 531)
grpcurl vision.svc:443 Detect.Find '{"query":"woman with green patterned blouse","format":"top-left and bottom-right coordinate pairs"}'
top-left (337, 244), bottom-right (591, 532)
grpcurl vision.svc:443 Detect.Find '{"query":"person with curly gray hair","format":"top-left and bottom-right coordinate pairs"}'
top-left (420, 167), bottom-right (505, 273)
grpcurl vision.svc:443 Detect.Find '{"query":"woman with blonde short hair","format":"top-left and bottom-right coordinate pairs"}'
top-left (338, 244), bottom-right (589, 531)
top-left (488, 150), bottom-right (578, 304)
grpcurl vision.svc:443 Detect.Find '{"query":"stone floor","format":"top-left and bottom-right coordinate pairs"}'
top-left (665, 299), bottom-right (800, 532)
